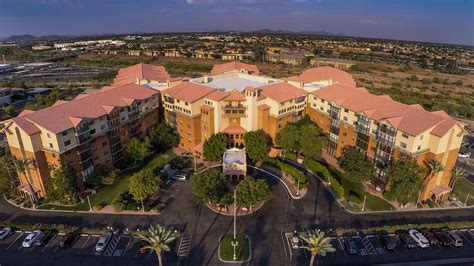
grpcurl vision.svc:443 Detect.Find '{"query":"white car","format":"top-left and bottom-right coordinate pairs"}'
top-left (408, 229), bottom-right (429, 248)
top-left (458, 153), bottom-right (470, 158)
top-left (0, 227), bottom-right (12, 240)
top-left (173, 174), bottom-right (187, 181)
top-left (95, 232), bottom-right (113, 252)
top-left (22, 230), bottom-right (44, 248)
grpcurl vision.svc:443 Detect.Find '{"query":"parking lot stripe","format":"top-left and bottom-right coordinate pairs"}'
top-left (7, 233), bottom-right (23, 250)
top-left (41, 235), bottom-right (57, 253)
top-left (81, 235), bottom-right (91, 249)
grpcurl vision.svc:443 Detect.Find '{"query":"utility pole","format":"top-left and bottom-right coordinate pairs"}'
top-left (231, 189), bottom-right (238, 261)
top-left (464, 194), bottom-right (470, 207)
top-left (141, 196), bottom-right (145, 212)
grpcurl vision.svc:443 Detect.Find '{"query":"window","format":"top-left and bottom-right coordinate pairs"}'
top-left (102, 141), bottom-right (107, 147)
top-left (65, 150), bottom-right (71, 155)
top-left (342, 132), bottom-right (347, 136)
top-left (344, 108), bottom-right (349, 113)
top-left (402, 132), bottom-right (409, 139)
top-left (49, 143), bottom-right (53, 148)
top-left (64, 140), bottom-right (71, 146)
top-left (343, 116), bottom-right (348, 121)
top-left (47, 133), bottom-right (51, 138)
top-left (400, 142), bottom-right (407, 149)
top-left (62, 131), bottom-right (68, 136)
top-left (420, 135), bottom-right (424, 140)
top-left (90, 129), bottom-right (96, 135)
top-left (52, 154), bottom-right (56, 158)
top-left (417, 145), bottom-right (421, 150)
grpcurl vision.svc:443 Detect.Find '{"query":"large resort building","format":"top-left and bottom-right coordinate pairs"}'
top-left (3, 61), bottom-right (466, 202)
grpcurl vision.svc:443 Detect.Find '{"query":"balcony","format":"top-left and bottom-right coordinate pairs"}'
top-left (75, 131), bottom-right (92, 145)
top-left (222, 104), bottom-right (247, 118)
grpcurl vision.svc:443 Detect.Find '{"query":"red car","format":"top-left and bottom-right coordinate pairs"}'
top-left (138, 242), bottom-right (149, 255)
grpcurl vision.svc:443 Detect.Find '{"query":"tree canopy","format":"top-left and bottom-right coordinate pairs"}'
top-left (190, 168), bottom-right (228, 203)
top-left (129, 168), bottom-right (160, 202)
top-left (126, 137), bottom-right (152, 166)
top-left (275, 118), bottom-right (327, 160)
top-left (243, 130), bottom-right (270, 163)
top-left (148, 123), bottom-right (179, 152)
top-left (339, 147), bottom-right (374, 183)
top-left (385, 159), bottom-right (423, 205)
top-left (235, 176), bottom-right (271, 208)
top-left (203, 133), bottom-right (228, 162)
top-left (46, 163), bottom-right (80, 204)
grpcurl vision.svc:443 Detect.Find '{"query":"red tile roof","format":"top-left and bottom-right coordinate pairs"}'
top-left (224, 91), bottom-right (246, 101)
top-left (257, 104), bottom-right (270, 110)
top-left (285, 66), bottom-right (356, 87)
top-left (205, 90), bottom-right (229, 101)
top-left (162, 82), bottom-right (216, 103)
top-left (223, 126), bottom-right (247, 134)
top-left (14, 83), bottom-right (158, 134)
top-left (312, 84), bottom-right (457, 136)
top-left (259, 82), bottom-right (306, 103)
top-left (211, 61), bottom-right (260, 75)
top-left (112, 63), bottom-right (171, 86)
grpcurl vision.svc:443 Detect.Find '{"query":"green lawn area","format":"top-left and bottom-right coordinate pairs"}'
top-left (38, 151), bottom-right (177, 211)
top-left (453, 177), bottom-right (474, 206)
top-left (364, 194), bottom-right (394, 211)
top-left (219, 234), bottom-right (251, 263)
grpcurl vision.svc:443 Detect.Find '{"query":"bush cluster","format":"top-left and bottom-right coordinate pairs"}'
top-left (275, 161), bottom-right (307, 188)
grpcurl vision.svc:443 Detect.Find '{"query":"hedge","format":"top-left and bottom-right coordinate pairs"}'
top-left (304, 159), bottom-right (331, 181)
top-left (0, 221), bottom-right (106, 234)
top-left (276, 161), bottom-right (308, 188)
top-left (335, 220), bottom-right (474, 235)
top-left (328, 176), bottom-right (345, 200)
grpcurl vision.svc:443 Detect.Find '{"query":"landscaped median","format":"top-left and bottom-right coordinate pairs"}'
top-left (260, 159), bottom-right (308, 198)
top-left (218, 234), bottom-right (251, 263)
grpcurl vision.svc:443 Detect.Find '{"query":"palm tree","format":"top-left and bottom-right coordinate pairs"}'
top-left (425, 159), bottom-right (444, 182)
top-left (300, 229), bottom-right (336, 266)
top-left (12, 157), bottom-right (37, 203)
top-left (137, 224), bottom-right (181, 266)
top-left (449, 167), bottom-right (466, 188)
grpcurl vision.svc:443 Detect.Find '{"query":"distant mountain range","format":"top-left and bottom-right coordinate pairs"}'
top-left (249, 29), bottom-right (341, 36)
top-left (0, 29), bottom-right (345, 43)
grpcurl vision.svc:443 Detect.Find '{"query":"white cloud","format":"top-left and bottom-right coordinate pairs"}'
top-left (186, 0), bottom-right (197, 4)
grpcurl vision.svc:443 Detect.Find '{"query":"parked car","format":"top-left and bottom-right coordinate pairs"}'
top-left (408, 229), bottom-right (429, 248)
top-left (291, 235), bottom-right (300, 249)
top-left (458, 153), bottom-right (470, 158)
top-left (163, 177), bottom-right (175, 187)
top-left (0, 227), bottom-right (12, 240)
top-left (59, 231), bottom-right (79, 248)
top-left (420, 229), bottom-right (439, 246)
top-left (380, 234), bottom-right (397, 250)
top-left (95, 232), bottom-right (113, 252)
top-left (173, 174), bottom-right (187, 181)
top-left (342, 238), bottom-right (358, 254)
top-left (34, 231), bottom-right (55, 246)
top-left (22, 230), bottom-right (44, 248)
top-left (398, 233), bottom-right (416, 248)
top-left (447, 230), bottom-right (463, 247)
top-left (434, 231), bottom-right (452, 246)
top-left (138, 242), bottom-right (149, 255)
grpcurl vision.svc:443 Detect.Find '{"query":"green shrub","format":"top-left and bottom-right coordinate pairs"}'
top-left (329, 177), bottom-right (345, 200)
top-left (284, 152), bottom-right (298, 162)
top-left (276, 161), bottom-right (307, 187)
top-left (383, 190), bottom-right (396, 202)
top-left (155, 205), bottom-right (163, 213)
top-left (304, 159), bottom-right (331, 181)
top-left (349, 194), bottom-right (362, 205)
top-left (95, 201), bottom-right (107, 210)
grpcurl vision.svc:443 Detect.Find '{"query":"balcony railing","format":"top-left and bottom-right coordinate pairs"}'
top-left (222, 104), bottom-right (247, 117)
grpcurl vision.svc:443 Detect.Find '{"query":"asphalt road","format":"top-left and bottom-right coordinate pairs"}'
top-left (1, 168), bottom-right (473, 265)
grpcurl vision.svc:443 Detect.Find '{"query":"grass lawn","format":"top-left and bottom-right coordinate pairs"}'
top-left (38, 151), bottom-right (177, 211)
top-left (453, 177), bottom-right (474, 206)
top-left (363, 194), bottom-right (394, 211)
top-left (219, 234), bottom-right (251, 263)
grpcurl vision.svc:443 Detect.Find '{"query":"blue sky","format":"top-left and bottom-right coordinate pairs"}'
top-left (0, 0), bottom-right (473, 45)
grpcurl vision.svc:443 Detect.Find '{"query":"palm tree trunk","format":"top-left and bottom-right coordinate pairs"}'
top-left (157, 252), bottom-right (163, 266)
top-left (309, 254), bottom-right (315, 266)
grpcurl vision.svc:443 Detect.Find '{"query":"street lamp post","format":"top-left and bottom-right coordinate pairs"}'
top-left (87, 195), bottom-right (92, 212)
top-left (232, 189), bottom-right (238, 260)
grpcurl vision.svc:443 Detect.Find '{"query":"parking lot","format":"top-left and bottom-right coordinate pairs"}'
top-left (286, 229), bottom-right (474, 265)
top-left (0, 230), bottom-right (184, 265)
